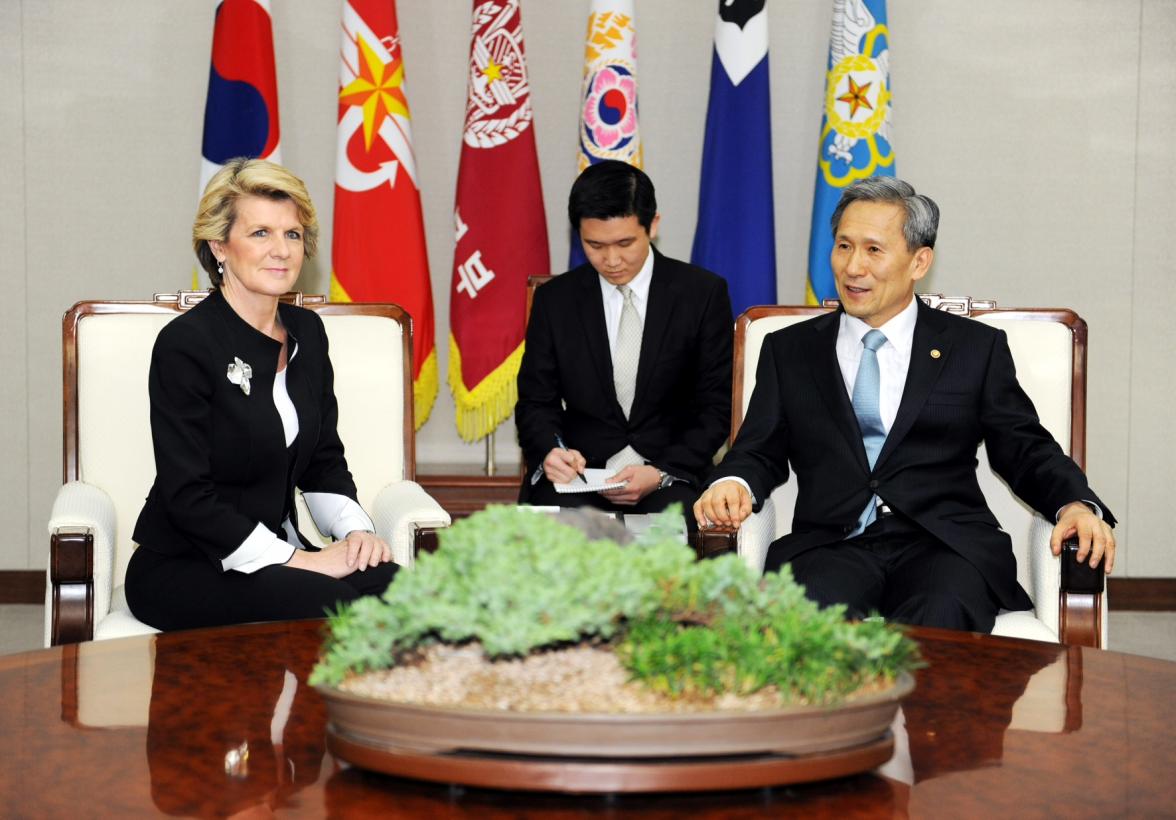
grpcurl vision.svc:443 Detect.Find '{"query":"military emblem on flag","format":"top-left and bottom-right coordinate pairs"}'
top-left (570, 0), bottom-right (642, 267)
top-left (448, 0), bottom-right (549, 442)
top-left (195, 0), bottom-right (281, 289)
top-left (806, 0), bottom-right (895, 304)
top-left (331, 0), bottom-right (438, 428)
top-left (578, 1), bottom-right (641, 171)
top-left (691, 0), bottom-right (776, 317)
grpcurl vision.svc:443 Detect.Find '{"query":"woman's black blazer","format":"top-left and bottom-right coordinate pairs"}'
top-left (132, 289), bottom-right (361, 566)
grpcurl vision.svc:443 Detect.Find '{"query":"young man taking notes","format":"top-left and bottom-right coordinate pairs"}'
top-left (516, 161), bottom-right (733, 531)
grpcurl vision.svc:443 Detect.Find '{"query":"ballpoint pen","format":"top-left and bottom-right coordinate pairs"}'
top-left (554, 433), bottom-right (588, 483)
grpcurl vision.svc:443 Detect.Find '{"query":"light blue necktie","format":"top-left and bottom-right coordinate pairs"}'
top-left (849, 329), bottom-right (888, 536)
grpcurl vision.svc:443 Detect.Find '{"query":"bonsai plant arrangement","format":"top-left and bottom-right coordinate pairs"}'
top-left (310, 506), bottom-right (922, 790)
top-left (311, 504), bottom-right (919, 710)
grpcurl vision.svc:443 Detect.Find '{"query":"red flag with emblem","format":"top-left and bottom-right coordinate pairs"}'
top-left (331, 0), bottom-right (438, 428)
top-left (448, 0), bottom-right (549, 442)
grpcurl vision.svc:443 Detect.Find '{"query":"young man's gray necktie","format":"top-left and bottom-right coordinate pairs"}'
top-left (607, 284), bottom-right (644, 470)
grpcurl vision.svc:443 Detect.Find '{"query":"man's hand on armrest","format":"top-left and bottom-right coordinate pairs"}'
top-left (694, 480), bottom-right (753, 530)
top-left (1051, 501), bottom-right (1115, 573)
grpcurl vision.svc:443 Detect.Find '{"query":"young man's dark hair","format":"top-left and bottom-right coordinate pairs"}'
top-left (567, 160), bottom-right (657, 231)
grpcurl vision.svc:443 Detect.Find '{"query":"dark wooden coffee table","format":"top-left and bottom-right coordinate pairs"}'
top-left (0, 620), bottom-right (1171, 816)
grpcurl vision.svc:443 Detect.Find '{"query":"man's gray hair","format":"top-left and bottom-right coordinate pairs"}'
top-left (830, 177), bottom-right (939, 250)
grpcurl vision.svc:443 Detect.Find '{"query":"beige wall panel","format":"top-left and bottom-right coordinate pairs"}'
top-left (769, 2), bottom-right (839, 303)
top-left (0, 1), bottom-right (29, 568)
top-left (1128, 0), bottom-right (1176, 576)
top-left (8, 0), bottom-right (1170, 577)
top-left (400, 3), bottom-right (491, 463)
top-left (614, 2), bottom-right (711, 255)
top-left (891, 0), bottom-right (1140, 560)
top-left (271, 3), bottom-right (339, 291)
top-left (20, 2), bottom-right (211, 565)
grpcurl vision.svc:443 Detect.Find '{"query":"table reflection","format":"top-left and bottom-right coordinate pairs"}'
top-left (35, 620), bottom-right (1139, 818)
top-left (143, 625), bottom-right (328, 817)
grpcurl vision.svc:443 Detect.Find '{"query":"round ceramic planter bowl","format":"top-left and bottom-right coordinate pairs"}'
top-left (318, 672), bottom-right (913, 793)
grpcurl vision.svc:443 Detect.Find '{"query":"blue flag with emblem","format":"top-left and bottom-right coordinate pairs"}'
top-left (807, 0), bottom-right (895, 304)
top-left (691, 0), bottom-right (776, 317)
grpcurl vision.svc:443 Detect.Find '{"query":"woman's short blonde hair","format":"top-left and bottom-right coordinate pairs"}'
top-left (193, 158), bottom-right (319, 286)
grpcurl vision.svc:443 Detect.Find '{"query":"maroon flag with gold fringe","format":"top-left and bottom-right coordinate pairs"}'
top-left (448, 0), bottom-right (549, 441)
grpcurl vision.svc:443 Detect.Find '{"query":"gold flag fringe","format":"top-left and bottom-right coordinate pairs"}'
top-left (804, 278), bottom-right (820, 306)
top-left (329, 274), bottom-right (351, 303)
top-left (447, 333), bottom-right (524, 443)
top-left (413, 348), bottom-right (439, 430)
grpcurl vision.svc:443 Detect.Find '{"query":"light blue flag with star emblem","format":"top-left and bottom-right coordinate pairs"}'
top-left (806, 0), bottom-right (895, 304)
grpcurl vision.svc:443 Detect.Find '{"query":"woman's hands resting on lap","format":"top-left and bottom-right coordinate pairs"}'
top-left (285, 530), bottom-right (393, 579)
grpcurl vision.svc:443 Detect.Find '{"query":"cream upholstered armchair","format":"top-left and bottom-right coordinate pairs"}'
top-left (707, 295), bottom-right (1108, 647)
top-left (45, 291), bottom-right (451, 646)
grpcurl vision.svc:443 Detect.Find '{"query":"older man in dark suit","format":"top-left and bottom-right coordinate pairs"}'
top-left (516, 161), bottom-right (733, 528)
top-left (695, 177), bottom-right (1116, 631)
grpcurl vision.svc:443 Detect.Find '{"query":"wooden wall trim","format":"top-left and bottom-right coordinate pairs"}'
top-left (1107, 578), bottom-right (1176, 611)
top-left (417, 473), bottom-right (521, 521)
top-left (2, 571), bottom-right (1175, 610)
top-left (0, 571), bottom-right (45, 604)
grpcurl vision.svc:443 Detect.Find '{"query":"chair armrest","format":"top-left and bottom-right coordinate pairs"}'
top-left (1028, 514), bottom-right (1106, 648)
top-left (692, 501), bottom-right (778, 569)
top-left (414, 527), bottom-right (442, 555)
top-left (1058, 536), bottom-right (1106, 648)
top-left (1027, 515), bottom-right (1062, 638)
top-left (370, 481), bottom-right (451, 567)
top-left (1060, 539), bottom-right (1104, 594)
top-left (736, 498), bottom-right (777, 574)
top-left (694, 526), bottom-right (737, 559)
top-left (46, 482), bottom-right (117, 646)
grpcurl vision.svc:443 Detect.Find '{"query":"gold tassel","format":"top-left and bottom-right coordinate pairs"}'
top-left (413, 348), bottom-right (439, 430)
top-left (447, 334), bottom-right (524, 442)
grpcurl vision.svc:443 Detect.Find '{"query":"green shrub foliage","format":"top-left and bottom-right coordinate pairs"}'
top-left (310, 505), bottom-right (920, 704)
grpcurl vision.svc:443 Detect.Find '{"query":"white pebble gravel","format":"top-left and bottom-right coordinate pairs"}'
top-left (339, 643), bottom-right (791, 713)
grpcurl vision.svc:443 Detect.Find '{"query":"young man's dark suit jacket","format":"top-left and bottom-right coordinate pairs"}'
top-left (715, 298), bottom-right (1115, 611)
top-left (516, 248), bottom-right (733, 496)
top-left (133, 288), bottom-right (362, 566)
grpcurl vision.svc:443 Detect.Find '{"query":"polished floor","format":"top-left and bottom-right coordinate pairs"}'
top-left (1, 604), bottom-right (1174, 661)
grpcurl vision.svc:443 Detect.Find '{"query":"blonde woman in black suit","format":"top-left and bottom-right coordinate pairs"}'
top-left (127, 158), bottom-right (397, 631)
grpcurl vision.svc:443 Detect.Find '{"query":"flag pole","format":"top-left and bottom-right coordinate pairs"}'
top-left (484, 430), bottom-right (496, 476)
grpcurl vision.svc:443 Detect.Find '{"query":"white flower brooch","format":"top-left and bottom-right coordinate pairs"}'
top-left (226, 357), bottom-right (253, 396)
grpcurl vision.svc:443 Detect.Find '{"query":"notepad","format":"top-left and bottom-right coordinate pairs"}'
top-left (553, 468), bottom-right (629, 494)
